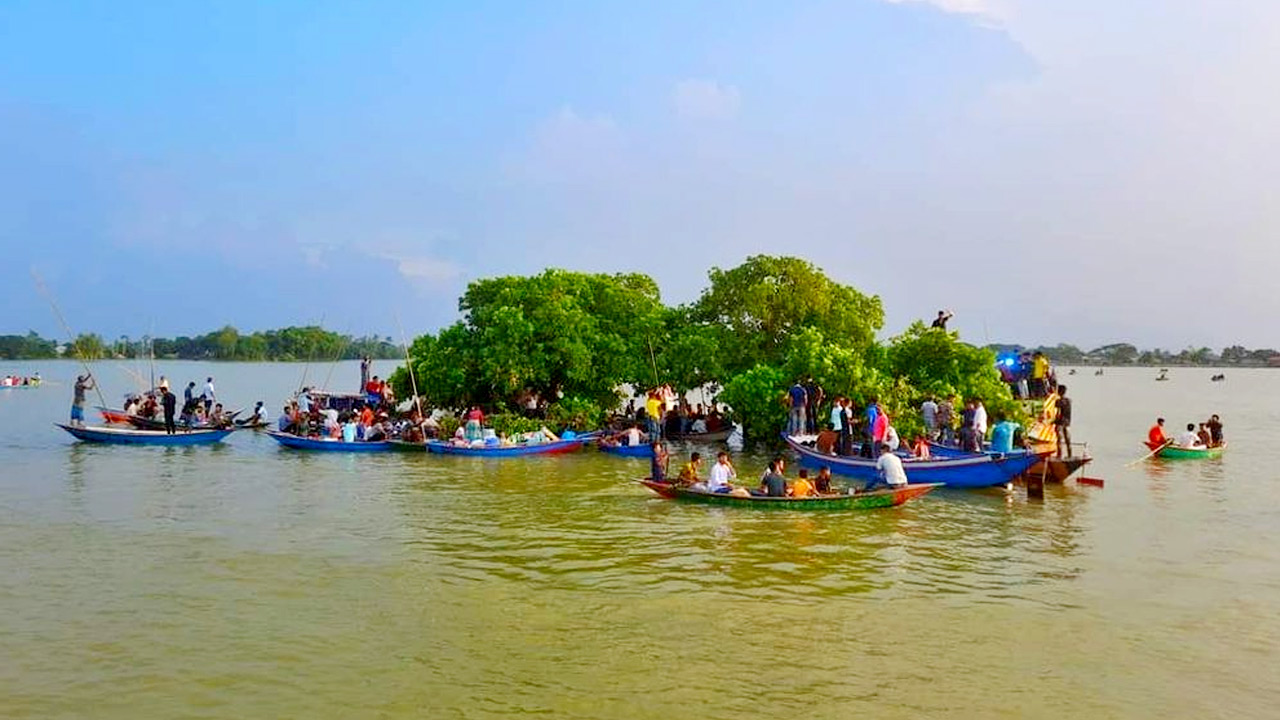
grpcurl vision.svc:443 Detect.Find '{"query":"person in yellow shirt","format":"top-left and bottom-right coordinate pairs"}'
top-left (676, 452), bottom-right (702, 486)
top-left (790, 469), bottom-right (816, 498)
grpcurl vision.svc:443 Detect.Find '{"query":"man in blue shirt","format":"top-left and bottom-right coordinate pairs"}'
top-left (990, 414), bottom-right (1020, 453)
top-left (787, 381), bottom-right (807, 437)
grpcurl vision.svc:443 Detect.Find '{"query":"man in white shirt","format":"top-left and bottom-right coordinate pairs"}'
top-left (884, 425), bottom-right (901, 452)
top-left (706, 451), bottom-right (737, 493)
top-left (973, 399), bottom-right (988, 443)
top-left (203, 377), bottom-right (217, 413)
top-left (622, 424), bottom-right (643, 447)
top-left (872, 445), bottom-right (909, 490)
top-left (1177, 423), bottom-right (1203, 448)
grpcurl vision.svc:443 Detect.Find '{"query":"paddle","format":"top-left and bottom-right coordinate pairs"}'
top-left (1125, 439), bottom-right (1172, 467)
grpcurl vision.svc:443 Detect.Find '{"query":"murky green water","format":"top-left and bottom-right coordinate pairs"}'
top-left (2, 361), bottom-right (1278, 718)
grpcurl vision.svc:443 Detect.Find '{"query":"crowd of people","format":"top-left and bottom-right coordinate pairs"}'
top-left (998, 351), bottom-right (1058, 400)
top-left (615, 385), bottom-right (729, 442)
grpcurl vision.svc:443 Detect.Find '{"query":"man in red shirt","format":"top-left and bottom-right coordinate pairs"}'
top-left (1147, 418), bottom-right (1168, 446)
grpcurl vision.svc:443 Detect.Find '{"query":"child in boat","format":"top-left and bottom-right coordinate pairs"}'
top-left (789, 469), bottom-right (815, 498)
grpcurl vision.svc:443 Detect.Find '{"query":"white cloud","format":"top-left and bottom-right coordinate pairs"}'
top-left (881, 0), bottom-right (1010, 24)
top-left (380, 253), bottom-right (461, 282)
top-left (508, 105), bottom-right (627, 183)
top-left (672, 79), bottom-right (742, 120)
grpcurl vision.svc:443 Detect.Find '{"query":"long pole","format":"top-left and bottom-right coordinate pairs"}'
top-left (395, 312), bottom-right (422, 417)
top-left (31, 270), bottom-right (109, 408)
top-left (318, 324), bottom-right (356, 392)
top-left (296, 314), bottom-right (325, 395)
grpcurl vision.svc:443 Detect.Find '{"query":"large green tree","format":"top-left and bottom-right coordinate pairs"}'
top-left (393, 269), bottom-right (667, 411)
top-left (690, 255), bottom-right (883, 376)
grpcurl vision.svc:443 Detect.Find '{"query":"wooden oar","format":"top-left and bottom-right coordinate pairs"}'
top-left (1125, 440), bottom-right (1172, 467)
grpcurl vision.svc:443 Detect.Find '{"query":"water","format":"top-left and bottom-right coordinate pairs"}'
top-left (1, 361), bottom-right (1278, 718)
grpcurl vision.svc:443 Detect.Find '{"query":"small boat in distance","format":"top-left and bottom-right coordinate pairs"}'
top-left (638, 479), bottom-right (940, 509)
top-left (56, 424), bottom-right (232, 446)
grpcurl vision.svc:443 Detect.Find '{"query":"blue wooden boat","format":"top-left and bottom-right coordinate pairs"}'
top-left (926, 441), bottom-right (1091, 482)
top-left (784, 435), bottom-right (1044, 489)
top-left (600, 443), bottom-right (654, 458)
top-left (266, 431), bottom-right (393, 452)
top-left (426, 437), bottom-right (589, 457)
top-left (56, 423), bottom-right (232, 446)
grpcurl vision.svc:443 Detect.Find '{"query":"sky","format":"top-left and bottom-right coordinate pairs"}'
top-left (2, 0), bottom-right (1277, 350)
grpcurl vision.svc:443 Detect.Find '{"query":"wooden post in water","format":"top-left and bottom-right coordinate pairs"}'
top-left (1026, 457), bottom-right (1047, 499)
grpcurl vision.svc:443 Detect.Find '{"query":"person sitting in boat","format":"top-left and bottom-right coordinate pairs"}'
top-left (689, 416), bottom-right (708, 434)
top-left (1176, 423), bottom-right (1204, 449)
top-left (421, 413), bottom-right (440, 439)
top-left (868, 444), bottom-right (909, 492)
top-left (248, 401), bottom-right (268, 425)
top-left (617, 423), bottom-right (645, 447)
top-left (209, 403), bottom-right (229, 428)
top-left (1148, 418), bottom-right (1168, 446)
top-left (790, 469), bottom-right (815, 498)
top-left (277, 405), bottom-right (294, 433)
top-left (123, 395), bottom-right (140, 416)
top-left (814, 466), bottom-right (834, 494)
top-left (342, 415), bottom-right (358, 442)
top-left (366, 413), bottom-right (390, 442)
top-left (676, 452), bottom-right (702, 486)
top-left (323, 409), bottom-right (341, 438)
top-left (910, 434), bottom-right (932, 459)
top-left (701, 451), bottom-right (736, 493)
top-left (141, 394), bottom-right (159, 419)
top-left (757, 456), bottom-right (789, 497)
top-left (1206, 415), bottom-right (1224, 446)
top-left (649, 441), bottom-right (669, 483)
top-left (1196, 423), bottom-right (1213, 448)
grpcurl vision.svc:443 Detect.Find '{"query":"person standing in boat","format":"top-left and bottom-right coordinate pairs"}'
top-left (649, 440), bottom-right (669, 483)
top-left (787, 380), bottom-right (807, 437)
top-left (359, 356), bottom-right (371, 394)
top-left (1054, 385), bottom-right (1072, 458)
top-left (69, 374), bottom-right (94, 428)
top-left (161, 385), bottom-right (177, 435)
top-left (1206, 415), bottom-right (1224, 446)
top-left (202, 377), bottom-right (216, 414)
top-left (921, 396), bottom-right (939, 441)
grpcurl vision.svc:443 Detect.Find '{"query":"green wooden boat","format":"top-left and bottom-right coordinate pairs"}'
top-left (1144, 440), bottom-right (1227, 460)
top-left (638, 480), bottom-right (940, 510)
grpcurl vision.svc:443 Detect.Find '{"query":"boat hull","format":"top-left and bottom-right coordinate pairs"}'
top-left (1144, 440), bottom-right (1226, 460)
top-left (639, 480), bottom-right (939, 509)
top-left (56, 424), bottom-right (231, 445)
top-left (928, 442), bottom-right (1092, 482)
top-left (600, 443), bottom-right (654, 458)
top-left (785, 436), bottom-right (1043, 488)
top-left (668, 428), bottom-right (732, 443)
top-left (267, 431), bottom-right (393, 452)
top-left (426, 438), bottom-right (588, 456)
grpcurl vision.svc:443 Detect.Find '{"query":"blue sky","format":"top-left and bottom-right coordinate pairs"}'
top-left (3, 1), bottom-right (1276, 348)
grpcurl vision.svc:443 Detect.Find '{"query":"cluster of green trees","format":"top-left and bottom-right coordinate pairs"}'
top-left (998, 343), bottom-right (1279, 367)
top-left (0, 326), bottom-right (401, 361)
top-left (391, 256), bottom-right (1022, 441)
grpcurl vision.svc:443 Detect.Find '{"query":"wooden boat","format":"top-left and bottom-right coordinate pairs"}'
top-left (668, 427), bottom-right (733, 443)
top-left (785, 435), bottom-right (1044, 489)
top-left (233, 418), bottom-right (269, 430)
top-left (638, 479), bottom-right (940, 509)
top-left (928, 442), bottom-right (1092, 483)
top-left (387, 439), bottom-right (428, 451)
top-left (56, 423), bottom-right (232, 446)
top-left (600, 443), bottom-right (654, 458)
top-left (1143, 440), bottom-right (1226, 460)
top-left (97, 407), bottom-right (132, 424)
top-left (126, 415), bottom-right (237, 432)
top-left (266, 431), bottom-right (393, 452)
top-left (426, 437), bottom-right (590, 457)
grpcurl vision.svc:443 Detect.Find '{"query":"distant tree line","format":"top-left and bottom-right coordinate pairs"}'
top-left (986, 342), bottom-right (1280, 367)
top-left (0, 326), bottom-right (402, 362)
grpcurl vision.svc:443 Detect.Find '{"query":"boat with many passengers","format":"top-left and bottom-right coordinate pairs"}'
top-left (266, 431), bottom-right (393, 452)
top-left (427, 436), bottom-right (591, 457)
top-left (1143, 440), bottom-right (1226, 460)
top-left (785, 435), bottom-right (1045, 488)
top-left (56, 424), bottom-right (233, 446)
top-left (638, 479), bottom-right (940, 509)
top-left (928, 441), bottom-right (1092, 482)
